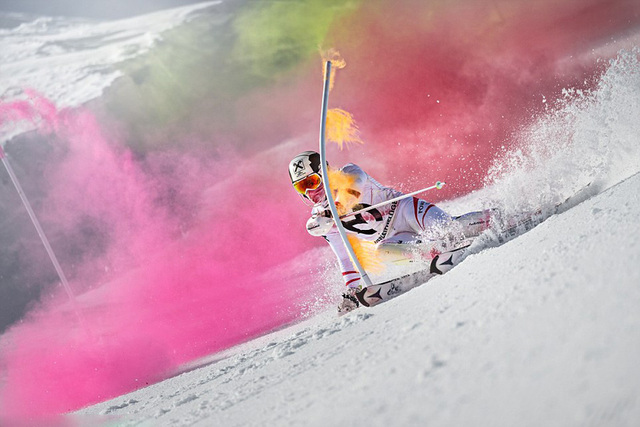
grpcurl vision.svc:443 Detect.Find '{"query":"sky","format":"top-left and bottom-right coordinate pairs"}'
top-left (0, 0), bottom-right (213, 19)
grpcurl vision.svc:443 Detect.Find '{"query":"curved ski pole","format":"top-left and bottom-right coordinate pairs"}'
top-left (318, 61), bottom-right (373, 287)
top-left (340, 181), bottom-right (446, 219)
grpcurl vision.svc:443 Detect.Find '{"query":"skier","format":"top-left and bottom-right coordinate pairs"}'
top-left (289, 151), bottom-right (493, 313)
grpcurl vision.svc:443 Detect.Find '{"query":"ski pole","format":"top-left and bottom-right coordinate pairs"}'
top-left (340, 181), bottom-right (446, 219)
top-left (318, 61), bottom-right (373, 287)
top-left (1, 143), bottom-right (86, 329)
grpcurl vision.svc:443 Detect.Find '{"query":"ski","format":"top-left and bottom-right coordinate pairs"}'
top-left (339, 183), bottom-right (597, 314)
top-left (355, 268), bottom-right (435, 307)
top-left (491, 182), bottom-right (596, 244)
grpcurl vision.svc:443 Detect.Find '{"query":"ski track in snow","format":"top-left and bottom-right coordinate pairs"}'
top-left (76, 172), bottom-right (640, 426)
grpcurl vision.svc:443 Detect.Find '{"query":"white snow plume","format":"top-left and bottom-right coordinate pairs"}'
top-left (477, 48), bottom-right (640, 217)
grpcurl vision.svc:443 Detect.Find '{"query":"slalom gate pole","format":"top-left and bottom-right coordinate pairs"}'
top-left (340, 181), bottom-right (446, 219)
top-left (318, 61), bottom-right (373, 287)
top-left (0, 144), bottom-right (86, 328)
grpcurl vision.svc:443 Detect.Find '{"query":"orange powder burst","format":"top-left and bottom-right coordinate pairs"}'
top-left (347, 235), bottom-right (385, 274)
top-left (327, 168), bottom-right (361, 216)
top-left (326, 108), bottom-right (363, 150)
top-left (320, 49), bottom-right (363, 150)
top-left (321, 48), bottom-right (346, 91)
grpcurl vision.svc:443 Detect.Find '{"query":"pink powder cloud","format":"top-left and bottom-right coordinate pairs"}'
top-left (0, 95), bottom-right (315, 420)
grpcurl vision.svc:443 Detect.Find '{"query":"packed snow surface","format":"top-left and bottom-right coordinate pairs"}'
top-left (77, 172), bottom-right (640, 426)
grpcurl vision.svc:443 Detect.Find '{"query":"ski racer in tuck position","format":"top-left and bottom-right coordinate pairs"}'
top-left (289, 151), bottom-right (494, 313)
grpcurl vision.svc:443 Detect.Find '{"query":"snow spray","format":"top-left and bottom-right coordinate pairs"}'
top-left (479, 48), bottom-right (640, 217)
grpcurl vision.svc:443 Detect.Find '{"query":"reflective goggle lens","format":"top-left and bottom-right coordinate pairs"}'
top-left (293, 174), bottom-right (322, 195)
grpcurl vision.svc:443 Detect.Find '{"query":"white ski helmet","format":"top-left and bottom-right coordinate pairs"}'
top-left (289, 151), bottom-right (325, 199)
top-left (289, 151), bottom-right (321, 182)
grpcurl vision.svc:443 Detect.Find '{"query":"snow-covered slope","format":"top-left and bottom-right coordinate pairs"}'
top-left (76, 171), bottom-right (640, 426)
top-left (0, 2), bottom-right (219, 141)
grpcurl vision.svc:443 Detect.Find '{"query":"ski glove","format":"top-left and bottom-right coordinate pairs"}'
top-left (307, 201), bottom-right (334, 236)
top-left (306, 214), bottom-right (334, 236)
top-left (311, 201), bottom-right (332, 218)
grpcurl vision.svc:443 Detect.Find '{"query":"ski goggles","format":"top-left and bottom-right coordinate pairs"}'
top-left (293, 173), bottom-right (323, 196)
